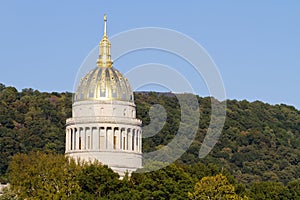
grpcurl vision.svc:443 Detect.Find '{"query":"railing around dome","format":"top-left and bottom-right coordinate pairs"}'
top-left (66, 116), bottom-right (142, 126)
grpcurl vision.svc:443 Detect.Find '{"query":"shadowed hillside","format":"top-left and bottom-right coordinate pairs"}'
top-left (0, 84), bottom-right (299, 186)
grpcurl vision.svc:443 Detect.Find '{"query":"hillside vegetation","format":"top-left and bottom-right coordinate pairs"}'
top-left (136, 91), bottom-right (300, 184)
top-left (0, 83), bottom-right (300, 198)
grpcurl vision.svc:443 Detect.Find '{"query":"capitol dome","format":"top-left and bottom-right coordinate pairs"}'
top-left (65, 14), bottom-right (142, 177)
top-left (74, 14), bottom-right (133, 103)
top-left (74, 67), bottom-right (134, 102)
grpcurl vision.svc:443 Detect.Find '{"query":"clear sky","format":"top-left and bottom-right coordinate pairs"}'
top-left (0, 1), bottom-right (299, 109)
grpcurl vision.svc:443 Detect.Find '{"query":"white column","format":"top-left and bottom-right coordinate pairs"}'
top-left (114, 127), bottom-right (120, 150)
top-left (105, 127), bottom-right (108, 150)
top-left (86, 127), bottom-right (89, 149)
top-left (99, 127), bottom-right (102, 149)
top-left (92, 127), bottom-right (98, 150)
top-left (104, 127), bottom-right (107, 149)
top-left (124, 128), bottom-right (128, 150)
top-left (67, 129), bottom-right (71, 151)
top-left (72, 128), bottom-right (75, 150)
top-left (85, 128), bottom-right (88, 150)
top-left (121, 128), bottom-right (124, 150)
top-left (120, 128), bottom-right (123, 150)
top-left (70, 128), bottom-right (73, 150)
top-left (81, 127), bottom-right (84, 150)
top-left (128, 128), bottom-right (132, 151)
top-left (90, 127), bottom-right (93, 149)
top-left (139, 129), bottom-right (142, 152)
top-left (86, 127), bottom-right (91, 150)
top-left (65, 129), bottom-right (69, 152)
top-left (100, 127), bottom-right (105, 150)
top-left (89, 127), bottom-right (93, 149)
top-left (136, 130), bottom-right (139, 152)
top-left (107, 127), bottom-right (113, 150)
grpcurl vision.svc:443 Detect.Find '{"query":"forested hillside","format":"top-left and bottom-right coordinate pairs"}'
top-left (136, 91), bottom-right (300, 184)
top-left (0, 83), bottom-right (299, 189)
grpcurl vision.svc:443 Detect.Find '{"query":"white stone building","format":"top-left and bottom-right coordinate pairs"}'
top-left (65, 15), bottom-right (142, 176)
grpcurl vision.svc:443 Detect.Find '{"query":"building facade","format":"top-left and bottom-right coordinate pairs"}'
top-left (65, 15), bottom-right (142, 176)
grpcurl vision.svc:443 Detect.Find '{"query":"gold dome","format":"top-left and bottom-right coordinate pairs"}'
top-left (74, 67), bottom-right (133, 102)
top-left (74, 15), bottom-right (134, 102)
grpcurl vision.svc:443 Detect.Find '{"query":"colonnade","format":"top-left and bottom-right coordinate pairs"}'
top-left (65, 126), bottom-right (142, 153)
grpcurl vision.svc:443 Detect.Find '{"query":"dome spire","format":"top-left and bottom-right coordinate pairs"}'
top-left (104, 14), bottom-right (107, 36)
top-left (97, 14), bottom-right (113, 68)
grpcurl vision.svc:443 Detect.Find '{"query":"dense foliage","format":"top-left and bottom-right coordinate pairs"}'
top-left (4, 152), bottom-right (246, 199)
top-left (8, 152), bottom-right (80, 199)
top-left (0, 84), bottom-right (71, 181)
top-left (0, 83), bottom-right (300, 198)
top-left (188, 174), bottom-right (246, 199)
top-left (136, 92), bottom-right (300, 184)
top-left (3, 152), bottom-right (300, 199)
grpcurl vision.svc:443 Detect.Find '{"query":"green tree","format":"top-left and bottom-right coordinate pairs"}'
top-left (0, 86), bottom-right (300, 193)
top-left (131, 164), bottom-right (194, 200)
top-left (249, 182), bottom-right (289, 200)
top-left (76, 161), bottom-right (120, 198)
top-left (8, 152), bottom-right (81, 199)
top-left (189, 174), bottom-right (247, 200)
top-left (287, 179), bottom-right (300, 199)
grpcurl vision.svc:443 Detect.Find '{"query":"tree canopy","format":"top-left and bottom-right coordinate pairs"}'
top-left (0, 84), bottom-right (300, 199)
top-left (188, 174), bottom-right (247, 200)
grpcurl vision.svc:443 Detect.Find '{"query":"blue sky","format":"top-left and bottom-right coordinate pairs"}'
top-left (0, 1), bottom-right (299, 109)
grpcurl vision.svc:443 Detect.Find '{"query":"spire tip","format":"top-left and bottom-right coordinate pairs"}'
top-left (103, 14), bottom-right (107, 36)
top-left (97, 14), bottom-right (112, 68)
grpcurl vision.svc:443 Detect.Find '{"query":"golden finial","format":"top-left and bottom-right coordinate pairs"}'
top-left (104, 14), bottom-right (107, 36)
top-left (97, 14), bottom-right (113, 68)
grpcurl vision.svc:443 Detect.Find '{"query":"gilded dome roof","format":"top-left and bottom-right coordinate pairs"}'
top-left (74, 15), bottom-right (133, 103)
top-left (74, 67), bottom-right (133, 102)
